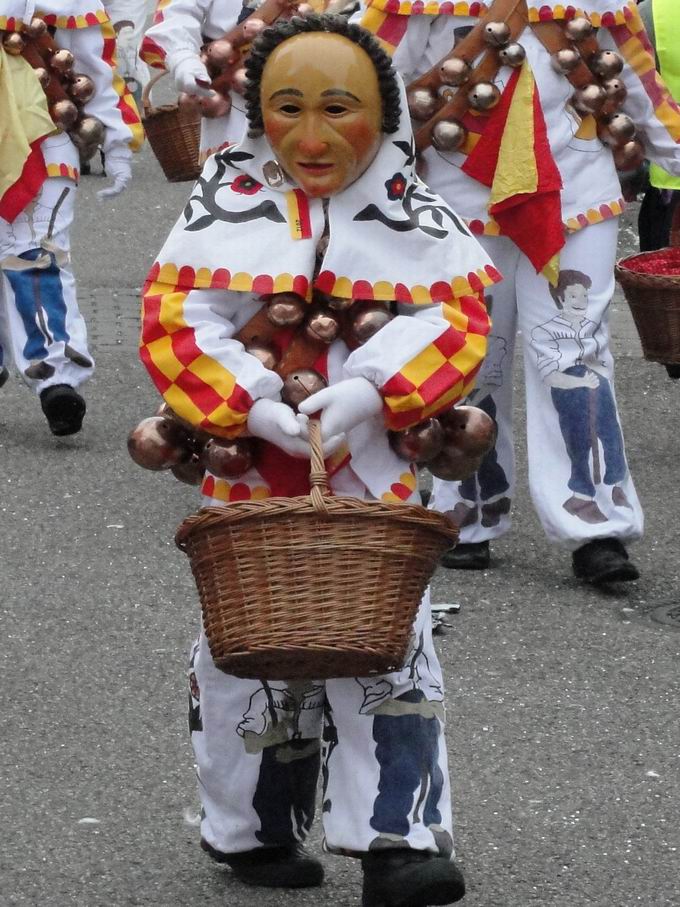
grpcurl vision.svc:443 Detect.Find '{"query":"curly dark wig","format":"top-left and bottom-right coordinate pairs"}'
top-left (244, 14), bottom-right (401, 136)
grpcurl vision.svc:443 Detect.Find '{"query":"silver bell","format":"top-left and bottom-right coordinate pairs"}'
top-left (572, 84), bottom-right (606, 116)
top-left (551, 47), bottom-right (581, 75)
top-left (467, 82), bottom-right (501, 112)
top-left (499, 42), bottom-right (526, 68)
top-left (565, 16), bottom-right (594, 43)
top-left (599, 112), bottom-right (636, 147)
top-left (439, 57), bottom-right (471, 87)
top-left (589, 50), bottom-right (624, 79)
top-left (431, 119), bottom-right (467, 153)
top-left (482, 21), bottom-right (511, 48)
top-left (407, 88), bottom-right (438, 121)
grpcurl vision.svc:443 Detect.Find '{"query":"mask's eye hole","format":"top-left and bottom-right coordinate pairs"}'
top-left (279, 103), bottom-right (301, 115)
top-left (325, 103), bottom-right (349, 115)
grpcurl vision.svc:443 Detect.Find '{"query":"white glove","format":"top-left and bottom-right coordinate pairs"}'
top-left (171, 54), bottom-right (213, 97)
top-left (298, 377), bottom-right (383, 441)
top-left (247, 398), bottom-right (312, 458)
top-left (97, 152), bottom-right (132, 200)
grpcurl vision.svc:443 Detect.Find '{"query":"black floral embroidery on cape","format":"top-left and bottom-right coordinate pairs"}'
top-left (183, 152), bottom-right (285, 232)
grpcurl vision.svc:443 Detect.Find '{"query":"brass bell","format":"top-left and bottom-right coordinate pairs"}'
top-left (438, 405), bottom-right (497, 458)
top-left (50, 49), bottom-right (75, 74)
top-left (427, 445), bottom-right (483, 481)
top-left (231, 67), bottom-right (248, 95)
top-left (550, 47), bottom-right (581, 75)
top-left (69, 116), bottom-right (106, 150)
top-left (389, 418), bottom-right (445, 463)
top-left (127, 416), bottom-right (192, 471)
top-left (439, 57), bottom-right (471, 87)
top-left (407, 88), bottom-right (438, 121)
top-left (171, 454), bottom-right (205, 486)
top-left (572, 83), bottom-right (606, 116)
top-left (431, 119), bottom-right (467, 153)
top-left (245, 340), bottom-right (278, 371)
top-left (347, 301), bottom-right (392, 346)
top-left (565, 16), bottom-right (594, 43)
top-left (204, 38), bottom-right (234, 68)
top-left (589, 50), bottom-right (624, 79)
top-left (281, 368), bottom-right (327, 411)
top-left (24, 16), bottom-right (48, 38)
top-left (467, 82), bottom-right (501, 112)
top-left (34, 67), bottom-right (51, 89)
top-left (613, 138), bottom-right (646, 171)
top-left (201, 437), bottom-right (253, 478)
top-left (499, 42), bottom-right (526, 68)
top-left (156, 402), bottom-right (210, 443)
top-left (482, 21), bottom-right (511, 48)
top-left (267, 293), bottom-right (306, 327)
top-left (3, 32), bottom-right (25, 55)
top-left (602, 77), bottom-right (627, 110)
top-left (68, 74), bottom-right (96, 104)
top-left (598, 112), bottom-right (636, 147)
top-left (199, 91), bottom-right (232, 118)
top-left (304, 304), bottom-right (342, 344)
top-left (50, 99), bottom-right (79, 131)
top-left (242, 18), bottom-right (266, 40)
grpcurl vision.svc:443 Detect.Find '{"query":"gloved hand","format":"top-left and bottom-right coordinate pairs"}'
top-left (97, 151), bottom-right (132, 200)
top-left (171, 54), bottom-right (213, 97)
top-left (298, 377), bottom-right (383, 441)
top-left (247, 398), bottom-right (312, 458)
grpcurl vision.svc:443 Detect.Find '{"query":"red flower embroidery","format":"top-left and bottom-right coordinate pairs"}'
top-left (385, 173), bottom-right (407, 200)
top-left (231, 174), bottom-right (263, 195)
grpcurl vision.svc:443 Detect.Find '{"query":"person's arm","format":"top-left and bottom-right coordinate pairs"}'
top-left (140, 0), bottom-right (214, 70)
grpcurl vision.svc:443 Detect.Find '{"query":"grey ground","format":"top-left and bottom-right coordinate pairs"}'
top-left (1, 145), bottom-right (678, 907)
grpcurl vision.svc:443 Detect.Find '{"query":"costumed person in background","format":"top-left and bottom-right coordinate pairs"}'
top-left (138, 15), bottom-right (500, 905)
top-left (356, 0), bottom-right (680, 583)
top-left (102, 0), bottom-right (150, 105)
top-left (0, 0), bottom-right (143, 434)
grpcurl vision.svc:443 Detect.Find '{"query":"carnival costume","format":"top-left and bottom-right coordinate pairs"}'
top-left (357, 0), bottom-right (680, 581)
top-left (0, 0), bottom-right (142, 433)
top-left (139, 16), bottom-right (500, 904)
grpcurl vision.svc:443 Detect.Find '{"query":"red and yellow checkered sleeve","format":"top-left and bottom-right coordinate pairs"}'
top-left (346, 293), bottom-right (490, 432)
top-left (140, 280), bottom-right (282, 438)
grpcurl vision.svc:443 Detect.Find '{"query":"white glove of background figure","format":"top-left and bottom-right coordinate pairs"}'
top-left (97, 152), bottom-right (132, 200)
top-left (298, 377), bottom-right (383, 441)
top-left (171, 54), bottom-right (213, 97)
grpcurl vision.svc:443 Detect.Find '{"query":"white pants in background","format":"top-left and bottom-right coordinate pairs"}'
top-left (430, 218), bottom-right (644, 550)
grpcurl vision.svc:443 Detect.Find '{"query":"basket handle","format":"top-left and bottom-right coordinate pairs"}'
top-left (308, 419), bottom-right (330, 513)
top-left (142, 68), bottom-right (169, 117)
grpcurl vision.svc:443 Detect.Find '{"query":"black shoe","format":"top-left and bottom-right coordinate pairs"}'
top-left (362, 850), bottom-right (465, 907)
top-left (572, 538), bottom-right (640, 585)
top-left (441, 540), bottom-right (489, 570)
top-left (201, 840), bottom-right (324, 888)
top-left (665, 363), bottom-right (680, 380)
top-left (0, 366), bottom-right (8, 388)
top-left (39, 384), bottom-right (86, 436)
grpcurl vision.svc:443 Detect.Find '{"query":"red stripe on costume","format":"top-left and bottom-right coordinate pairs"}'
top-left (417, 361), bottom-right (464, 406)
top-left (140, 289), bottom-right (167, 345)
top-left (139, 343), bottom-right (172, 393)
top-left (0, 140), bottom-right (48, 223)
top-left (376, 11), bottom-right (408, 46)
top-left (433, 326), bottom-right (466, 359)
top-left (293, 189), bottom-right (312, 239)
top-left (460, 293), bottom-right (491, 336)
top-left (140, 35), bottom-right (167, 68)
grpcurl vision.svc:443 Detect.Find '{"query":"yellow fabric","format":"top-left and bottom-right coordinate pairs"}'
top-left (488, 60), bottom-right (538, 207)
top-left (650, 0), bottom-right (680, 189)
top-left (0, 48), bottom-right (55, 200)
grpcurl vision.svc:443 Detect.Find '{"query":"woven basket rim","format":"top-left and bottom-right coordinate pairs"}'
top-left (176, 496), bottom-right (459, 550)
top-left (616, 247), bottom-right (680, 283)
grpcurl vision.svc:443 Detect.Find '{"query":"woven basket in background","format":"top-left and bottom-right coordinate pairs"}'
top-left (176, 422), bottom-right (458, 680)
top-left (142, 70), bottom-right (201, 183)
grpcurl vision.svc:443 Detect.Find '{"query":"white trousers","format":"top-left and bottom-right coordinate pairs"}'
top-left (430, 219), bottom-right (644, 550)
top-left (0, 178), bottom-right (94, 394)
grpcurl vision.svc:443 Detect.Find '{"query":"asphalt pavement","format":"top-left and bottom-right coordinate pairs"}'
top-left (0, 144), bottom-right (678, 907)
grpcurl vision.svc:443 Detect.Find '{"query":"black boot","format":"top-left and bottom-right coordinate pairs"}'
top-left (441, 540), bottom-right (490, 570)
top-left (201, 839), bottom-right (324, 888)
top-left (572, 538), bottom-right (640, 585)
top-left (39, 384), bottom-right (86, 436)
top-left (0, 366), bottom-right (9, 388)
top-left (362, 850), bottom-right (465, 907)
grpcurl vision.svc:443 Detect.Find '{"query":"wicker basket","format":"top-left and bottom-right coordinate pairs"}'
top-left (176, 422), bottom-right (458, 680)
top-left (615, 205), bottom-right (680, 365)
top-left (142, 70), bottom-right (201, 183)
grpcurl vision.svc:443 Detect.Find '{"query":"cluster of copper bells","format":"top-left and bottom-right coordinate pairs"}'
top-left (181, 0), bottom-right (314, 119)
top-left (2, 20), bottom-right (104, 161)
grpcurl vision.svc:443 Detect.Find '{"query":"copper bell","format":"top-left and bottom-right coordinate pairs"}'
top-left (439, 57), bottom-right (471, 87)
top-left (325, 294), bottom-right (355, 312)
top-left (24, 17), bottom-right (48, 38)
top-left (589, 50), bottom-right (624, 79)
top-left (572, 84), bottom-right (606, 116)
top-left (304, 304), bottom-right (342, 344)
top-left (50, 49), bottom-right (75, 74)
top-left (427, 446), bottom-right (483, 482)
top-left (171, 454), bottom-right (205, 486)
top-left (2, 32), bottom-right (25, 54)
top-left (204, 38), bottom-right (234, 69)
top-left (127, 416), bottom-right (192, 470)
top-left (599, 112), bottom-right (636, 147)
top-left (499, 42), bottom-right (526, 68)
top-left (389, 418), bottom-right (445, 463)
top-left (281, 368), bottom-right (327, 411)
top-left (50, 99), bottom-right (79, 131)
top-left (199, 91), bottom-right (232, 118)
top-left (201, 437), bottom-right (253, 478)
top-left (438, 405), bottom-right (497, 458)
top-left (69, 73), bottom-right (96, 104)
top-left (69, 115), bottom-right (106, 151)
top-left (156, 402), bottom-right (210, 442)
top-left (602, 77), bottom-right (627, 110)
top-left (245, 340), bottom-right (278, 371)
top-left (467, 82), bottom-right (501, 112)
top-left (407, 88), bottom-right (438, 121)
top-left (242, 18), bottom-right (266, 40)
top-left (348, 301), bottom-right (392, 346)
top-left (482, 21), bottom-right (511, 48)
top-left (564, 16), bottom-right (594, 43)
top-left (550, 47), bottom-right (581, 75)
top-left (613, 138), bottom-right (646, 171)
top-left (267, 292), bottom-right (306, 327)
top-left (431, 119), bottom-right (467, 153)
top-left (231, 67), bottom-right (248, 95)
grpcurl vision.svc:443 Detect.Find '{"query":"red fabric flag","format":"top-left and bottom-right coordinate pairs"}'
top-left (0, 138), bottom-right (48, 223)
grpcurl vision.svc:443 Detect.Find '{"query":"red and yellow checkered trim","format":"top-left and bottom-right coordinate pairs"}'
top-left (100, 18), bottom-right (144, 151)
top-left (609, 4), bottom-right (680, 143)
top-left (0, 16), bottom-right (26, 30)
top-left (381, 292), bottom-right (490, 430)
top-left (527, 3), bottom-right (633, 26)
top-left (382, 468), bottom-right (418, 503)
top-left (147, 261), bottom-right (311, 299)
top-left (141, 280), bottom-right (254, 438)
top-left (46, 163), bottom-right (79, 182)
top-left (152, 0), bottom-right (172, 25)
top-left (363, 0), bottom-right (487, 17)
top-left (139, 35), bottom-right (167, 70)
top-left (202, 475), bottom-right (272, 502)
top-left (35, 8), bottom-right (110, 28)
top-left (467, 197), bottom-right (625, 237)
top-left (359, 7), bottom-right (409, 55)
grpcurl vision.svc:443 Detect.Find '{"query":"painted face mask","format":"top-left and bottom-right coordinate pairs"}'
top-left (260, 32), bottom-right (383, 198)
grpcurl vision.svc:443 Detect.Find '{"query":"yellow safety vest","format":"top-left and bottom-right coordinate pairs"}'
top-left (650, 0), bottom-right (680, 189)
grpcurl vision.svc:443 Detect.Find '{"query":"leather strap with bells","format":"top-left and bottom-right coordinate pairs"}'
top-left (411, 0), bottom-right (529, 153)
top-left (234, 304), bottom-right (328, 378)
top-left (529, 21), bottom-right (599, 90)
